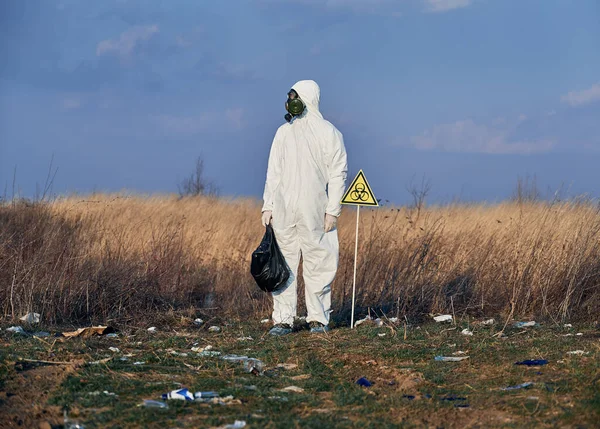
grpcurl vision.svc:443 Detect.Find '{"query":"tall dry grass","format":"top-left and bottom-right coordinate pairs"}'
top-left (1, 194), bottom-right (599, 326)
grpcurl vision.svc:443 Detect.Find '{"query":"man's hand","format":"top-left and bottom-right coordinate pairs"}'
top-left (324, 214), bottom-right (337, 232)
top-left (261, 210), bottom-right (273, 227)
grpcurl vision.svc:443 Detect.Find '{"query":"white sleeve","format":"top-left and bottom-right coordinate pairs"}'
top-left (325, 128), bottom-right (348, 217)
top-left (262, 129), bottom-right (282, 212)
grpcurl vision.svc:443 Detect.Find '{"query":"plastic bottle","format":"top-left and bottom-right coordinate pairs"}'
top-left (161, 388), bottom-right (194, 401)
top-left (194, 391), bottom-right (219, 399)
top-left (142, 399), bottom-right (169, 409)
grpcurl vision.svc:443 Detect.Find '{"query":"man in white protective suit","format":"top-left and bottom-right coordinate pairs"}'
top-left (261, 80), bottom-right (348, 336)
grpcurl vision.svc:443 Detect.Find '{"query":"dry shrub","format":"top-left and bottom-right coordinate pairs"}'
top-left (1, 194), bottom-right (599, 326)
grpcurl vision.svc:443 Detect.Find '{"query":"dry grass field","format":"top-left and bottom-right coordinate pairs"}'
top-left (1, 194), bottom-right (599, 326)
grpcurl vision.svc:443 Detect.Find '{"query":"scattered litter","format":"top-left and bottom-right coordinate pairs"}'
top-left (455, 404), bottom-right (470, 408)
top-left (354, 316), bottom-right (372, 327)
top-left (576, 333), bottom-right (583, 336)
top-left (63, 326), bottom-right (115, 339)
top-left (388, 317), bottom-right (399, 323)
top-left (501, 382), bottom-right (534, 391)
top-left (482, 319), bottom-right (495, 325)
top-left (108, 347), bottom-right (120, 353)
top-left (222, 354), bottom-right (249, 362)
top-left (268, 396), bottom-right (289, 402)
top-left (563, 324), bottom-right (573, 328)
top-left (562, 333), bottom-right (573, 337)
top-left (433, 315), bottom-right (453, 323)
top-left (461, 329), bottom-right (473, 336)
top-left (515, 359), bottom-right (548, 366)
top-left (378, 333), bottom-right (387, 337)
top-left (33, 332), bottom-right (50, 337)
top-left (193, 318), bottom-right (204, 326)
top-left (277, 363), bottom-right (298, 370)
top-left (440, 395), bottom-right (467, 401)
top-left (133, 361), bottom-right (145, 365)
top-left (244, 359), bottom-right (264, 375)
top-left (261, 318), bottom-right (270, 324)
top-left (7, 326), bottom-right (26, 334)
top-left (237, 336), bottom-right (253, 341)
top-left (208, 326), bottom-right (221, 333)
top-left (162, 388), bottom-right (194, 401)
top-left (106, 333), bottom-right (119, 338)
top-left (119, 357), bottom-right (128, 361)
top-left (193, 391), bottom-right (219, 399)
top-left (141, 399), bottom-right (168, 409)
top-left (448, 343), bottom-right (456, 348)
top-left (527, 396), bottom-right (539, 401)
top-left (88, 390), bottom-right (117, 396)
top-left (221, 421), bottom-right (246, 429)
top-left (356, 377), bottom-right (373, 387)
top-left (147, 327), bottom-right (157, 333)
top-left (198, 351), bottom-right (221, 357)
top-left (169, 351), bottom-right (188, 357)
top-left (435, 356), bottom-right (469, 362)
top-left (452, 351), bottom-right (468, 356)
top-left (244, 385), bottom-right (257, 390)
top-left (374, 318), bottom-right (384, 327)
top-left (514, 321), bottom-right (537, 328)
top-left (402, 395), bottom-right (415, 400)
top-left (19, 312), bottom-right (41, 323)
top-left (567, 350), bottom-right (588, 356)
top-left (280, 385), bottom-right (304, 393)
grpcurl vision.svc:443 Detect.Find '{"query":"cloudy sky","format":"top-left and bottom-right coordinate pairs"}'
top-left (1, 0), bottom-right (599, 204)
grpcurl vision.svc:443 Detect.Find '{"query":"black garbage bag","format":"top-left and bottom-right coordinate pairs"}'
top-left (251, 225), bottom-right (290, 292)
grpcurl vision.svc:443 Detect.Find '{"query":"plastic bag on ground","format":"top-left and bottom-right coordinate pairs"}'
top-left (251, 225), bottom-right (290, 292)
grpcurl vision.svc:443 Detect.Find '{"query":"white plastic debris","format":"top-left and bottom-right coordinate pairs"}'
top-left (7, 326), bottom-right (26, 334)
top-left (236, 336), bottom-right (253, 341)
top-left (106, 333), bottom-right (119, 338)
top-left (169, 351), bottom-right (188, 357)
top-left (374, 318), bottom-right (384, 327)
top-left (563, 324), bottom-right (573, 328)
top-left (354, 316), bottom-right (372, 327)
top-left (576, 332), bottom-right (583, 336)
top-left (280, 386), bottom-right (305, 393)
top-left (434, 356), bottom-right (469, 362)
top-left (147, 327), bottom-right (157, 333)
top-left (567, 350), bottom-right (588, 355)
top-left (133, 361), bottom-right (145, 365)
top-left (482, 319), bottom-right (495, 325)
top-left (514, 321), bottom-right (536, 328)
top-left (388, 317), bottom-right (399, 323)
top-left (88, 390), bottom-right (117, 396)
top-left (461, 329), bottom-right (474, 336)
top-left (19, 312), bottom-right (41, 323)
top-left (453, 351), bottom-right (468, 355)
top-left (378, 333), bottom-right (387, 337)
top-left (208, 326), bottom-right (221, 333)
top-left (108, 347), bottom-right (120, 353)
top-left (193, 318), bottom-right (204, 326)
top-left (260, 318), bottom-right (270, 324)
top-left (222, 421), bottom-right (246, 429)
top-left (433, 315), bottom-right (453, 323)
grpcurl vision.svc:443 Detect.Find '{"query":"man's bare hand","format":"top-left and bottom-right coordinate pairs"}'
top-left (261, 210), bottom-right (272, 227)
top-left (324, 214), bottom-right (337, 232)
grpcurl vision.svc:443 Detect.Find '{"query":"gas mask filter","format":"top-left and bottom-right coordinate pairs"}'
top-left (284, 89), bottom-right (305, 122)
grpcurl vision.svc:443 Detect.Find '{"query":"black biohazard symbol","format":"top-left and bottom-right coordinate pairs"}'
top-left (341, 170), bottom-right (379, 206)
top-left (350, 183), bottom-right (370, 202)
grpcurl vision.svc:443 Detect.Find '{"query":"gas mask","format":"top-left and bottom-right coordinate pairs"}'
top-left (284, 89), bottom-right (305, 122)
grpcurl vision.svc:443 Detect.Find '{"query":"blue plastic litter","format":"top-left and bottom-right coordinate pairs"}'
top-left (402, 395), bottom-right (415, 400)
top-left (356, 377), bottom-right (373, 387)
top-left (515, 360), bottom-right (548, 366)
top-left (440, 395), bottom-right (467, 401)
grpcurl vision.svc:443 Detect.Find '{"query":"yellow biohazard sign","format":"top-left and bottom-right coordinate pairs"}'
top-left (341, 170), bottom-right (378, 206)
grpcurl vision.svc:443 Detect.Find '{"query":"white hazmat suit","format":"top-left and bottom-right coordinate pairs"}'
top-left (262, 80), bottom-right (348, 327)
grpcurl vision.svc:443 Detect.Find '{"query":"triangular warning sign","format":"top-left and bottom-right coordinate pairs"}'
top-left (341, 170), bottom-right (378, 206)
